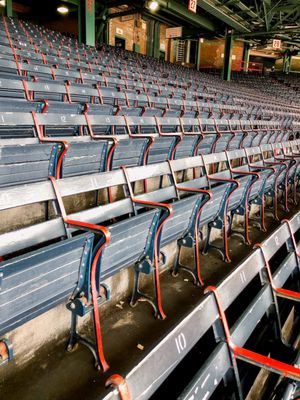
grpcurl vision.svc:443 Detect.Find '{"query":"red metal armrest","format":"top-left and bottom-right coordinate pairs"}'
top-left (281, 218), bottom-right (300, 257)
top-left (274, 287), bottom-right (300, 301)
top-left (230, 169), bottom-right (260, 180)
top-left (123, 114), bottom-right (157, 139)
top-left (175, 186), bottom-right (212, 200)
top-left (249, 164), bottom-right (276, 174)
top-left (207, 176), bottom-right (240, 189)
top-left (32, 111), bottom-right (69, 179)
top-left (155, 115), bottom-right (182, 138)
top-left (205, 285), bottom-right (300, 382)
top-left (233, 346), bottom-right (300, 380)
top-left (255, 243), bottom-right (300, 301)
top-left (264, 160), bottom-right (288, 169)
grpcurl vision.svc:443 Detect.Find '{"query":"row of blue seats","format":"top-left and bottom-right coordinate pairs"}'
top-left (1, 142), bottom-right (300, 372)
top-left (0, 112), bottom-right (291, 188)
top-left (0, 21), bottom-right (298, 118)
top-left (103, 212), bottom-right (300, 400)
top-left (2, 22), bottom-right (299, 116)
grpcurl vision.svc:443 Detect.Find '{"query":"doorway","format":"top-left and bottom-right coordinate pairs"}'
top-left (115, 36), bottom-right (126, 50)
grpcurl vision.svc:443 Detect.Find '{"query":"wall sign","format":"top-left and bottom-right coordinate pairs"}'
top-left (272, 39), bottom-right (281, 50)
top-left (166, 27), bottom-right (183, 39)
top-left (188, 0), bottom-right (197, 13)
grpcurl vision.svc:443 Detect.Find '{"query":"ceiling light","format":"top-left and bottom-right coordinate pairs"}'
top-left (57, 6), bottom-right (69, 15)
top-left (0, 0), bottom-right (5, 6)
top-left (148, 1), bottom-right (159, 11)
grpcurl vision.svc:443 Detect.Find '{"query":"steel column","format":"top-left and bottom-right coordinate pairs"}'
top-left (196, 38), bottom-right (202, 70)
top-left (146, 19), bottom-right (155, 57)
top-left (153, 22), bottom-right (161, 59)
top-left (283, 52), bottom-right (292, 74)
top-left (79, 0), bottom-right (95, 47)
top-left (78, 2), bottom-right (82, 43)
top-left (5, 0), bottom-right (12, 17)
top-left (243, 42), bottom-right (250, 73)
top-left (222, 29), bottom-right (233, 81)
top-left (185, 39), bottom-right (191, 64)
top-left (96, 8), bottom-right (109, 45)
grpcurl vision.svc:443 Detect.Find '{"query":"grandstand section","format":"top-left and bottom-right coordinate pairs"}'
top-left (1, 1), bottom-right (300, 399)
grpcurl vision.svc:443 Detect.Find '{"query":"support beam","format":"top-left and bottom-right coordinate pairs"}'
top-left (222, 29), bottom-right (233, 81)
top-left (79, 0), bottom-right (95, 46)
top-left (243, 42), bottom-right (250, 72)
top-left (237, 26), bottom-right (300, 38)
top-left (5, 0), bottom-right (12, 17)
top-left (157, 0), bottom-right (216, 32)
top-left (197, 0), bottom-right (250, 33)
top-left (142, 11), bottom-right (177, 28)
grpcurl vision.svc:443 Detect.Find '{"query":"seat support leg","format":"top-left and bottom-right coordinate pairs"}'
top-left (130, 268), bottom-right (164, 319)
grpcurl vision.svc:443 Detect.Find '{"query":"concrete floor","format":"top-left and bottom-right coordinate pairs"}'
top-left (1, 202), bottom-right (299, 400)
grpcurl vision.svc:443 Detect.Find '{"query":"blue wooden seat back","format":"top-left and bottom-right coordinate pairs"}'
top-left (61, 138), bottom-right (109, 177)
top-left (227, 122), bottom-right (245, 150)
top-left (0, 111), bottom-right (37, 138)
top-left (0, 139), bottom-right (58, 187)
top-left (173, 156), bottom-right (228, 227)
top-left (0, 181), bottom-right (95, 339)
top-left (250, 128), bottom-right (263, 147)
top-left (147, 136), bottom-right (177, 164)
top-left (142, 107), bottom-right (164, 117)
top-left (0, 76), bottom-right (24, 99)
top-left (67, 83), bottom-right (99, 103)
top-left (260, 143), bottom-right (288, 186)
top-left (127, 116), bottom-right (180, 164)
top-left (55, 170), bottom-right (159, 283)
top-left (226, 148), bottom-right (268, 204)
top-left (42, 101), bottom-right (82, 115)
top-left (0, 58), bottom-right (19, 77)
top-left (0, 233), bottom-right (93, 336)
top-left (203, 152), bottom-right (252, 213)
top-left (245, 146), bottom-right (277, 192)
top-left (111, 138), bottom-right (149, 169)
top-left (35, 112), bottom-right (86, 137)
top-left (125, 162), bottom-right (202, 247)
top-left (25, 80), bottom-right (68, 102)
top-left (196, 132), bottom-right (217, 155)
top-left (174, 135), bottom-right (199, 159)
top-left (86, 104), bottom-right (117, 116)
top-left (119, 106), bottom-right (143, 117)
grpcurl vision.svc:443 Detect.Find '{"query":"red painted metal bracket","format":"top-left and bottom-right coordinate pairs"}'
top-left (105, 375), bottom-right (131, 400)
top-left (255, 243), bottom-right (300, 302)
top-left (205, 286), bottom-right (300, 381)
top-left (122, 166), bottom-right (173, 320)
top-left (49, 176), bottom-right (110, 372)
top-left (32, 111), bottom-right (69, 179)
